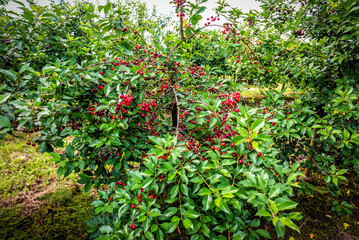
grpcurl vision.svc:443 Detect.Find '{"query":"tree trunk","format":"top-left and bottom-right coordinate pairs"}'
top-left (172, 102), bottom-right (178, 130)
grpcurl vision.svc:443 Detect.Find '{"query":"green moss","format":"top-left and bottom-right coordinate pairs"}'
top-left (0, 134), bottom-right (96, 239)
top-left (0, 185), bottom-right (95, 240)
top-left (279, 173), bottom-right (359, 239)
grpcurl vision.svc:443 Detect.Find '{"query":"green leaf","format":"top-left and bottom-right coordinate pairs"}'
top-left (233, 231), bottom-right (247, 240)
top-left (203, 194), bottom-right (212, 211)
top-left (57, 166), bottom-right (68, 178)
top-left (256, 209), bottom-right (272, 217)
top-left (209, 117), bottom-right (217, 128)
top-left (151, 224), bottom-right (158, 232)
top-left (166, 221), bottom-right (179, 233)
top-left (150, 208), bottom-right (161, 217)
top-left (104, 84), bottom-right (111, 97)
top-left (142, 178), bottom-right (154, 189)
top-left (198, 188), bottom-right (211, 196)
top-left (280, 217), bottom-right (300, 232)
top-left (275, 219), bottom-right (285, 238)
top-left (160, 207), bottom-right (178, 219)
top-left (215, 198), bottom-right (231, 214)
top-left (307, 128), bottom-right (314, 138)
top-left (202, 223), bottom-right (210, 237)
top-left (276, 200), bottom-right (298, 212)
top-left (269, 200), bottom-right (278, 215)
top-left (233, 135), bottom-right (246, 145)
top-left (85, 13), bottom-right (98, 20)
top-left (77, 160), bottom-right (85, 170)
top-left (0, 69), bottom-right (16, 81)
top-left (183, 219), bottom-right (193, 229)
top-left (268, 186), bottom-right (281, 199)
top-left (120, 65), bottom-right (131, 73)
top-left (255, 133), bottom-right (272, 141)
top-left (180, 184), bottom-right (188, 196)
top-left (0, 115), bottom-right (11, 129)
top-left (118, 204), bottom-right (129, 218)
top-left (196, 6), bottom-right (206, 14)
top-left (99, 225), bottom-right (113, 234)
top-left (170, 184), bottom-right (179, 198)
top-left (244, 172), bottom-right (257, 185)
top-left (145, 231), bottom-right (155, 240)
top-left (343, 129), bottom-right (350, 140)
top-left (251, 119), bottom-right (265, 133)
top-left (184, 209), bottom-right (200, 219)
top-left (91, 200), bottom-right (104, 207)
top-left (66, 144), bottom-right (75, 158)
top-left (0, 94), bottom-right (11, 104)
top-left (256, 229), bottom-right (272, 239)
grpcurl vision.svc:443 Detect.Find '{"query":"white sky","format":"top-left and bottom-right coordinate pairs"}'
top-left (6, 0), bottom-right (261, 16)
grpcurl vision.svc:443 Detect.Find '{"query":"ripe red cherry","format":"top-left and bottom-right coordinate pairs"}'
top-left (231, 143), bottom-right (235, 147)
top-left (150, 195), bottom-right (154, 199)
top-left (197, 127), bottom-right (201, 130)
top-left (272, 122), bottom-right (276, 126)
top-left (257, 152), bottom-right (262, 157)
top-left (112, 116), bottom-right (116, 120)
top-left (99, 71), bottom-right (103, 74)
top-left (137, 123), bottom-right (141, 127)
top-left (123, 183), bottom-right (126, 186)
top-left (247, 162), bottom-right (251, 167)
top-left (138, 199), bottom-right (142, 202)
top-left (210, 146), bottom-right (215, 150)
top-left (27, 142), bottom-right (31, 145)
top-left (239, 159), bottom-right (243, 164)
top-left (131, 204), bottom-right (135, 208)
top-left (357, 130), bottom-right (359, 134)
top-left (138, 194), bottom-right (142, 198)
top-left (235, 109), bottom-right (239, 112)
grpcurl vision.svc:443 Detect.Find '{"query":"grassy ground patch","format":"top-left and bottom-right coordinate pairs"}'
top-left (0, 134), bottom-right (96, 240)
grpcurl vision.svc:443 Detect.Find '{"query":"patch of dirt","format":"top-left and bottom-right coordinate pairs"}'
top-left (0, 176), bottom-right (69, 216)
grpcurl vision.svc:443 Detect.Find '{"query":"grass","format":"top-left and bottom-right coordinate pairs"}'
top-left (0, 133), bottom-right (96, 239)
top-left (240, 83), bottom-right (299, 100)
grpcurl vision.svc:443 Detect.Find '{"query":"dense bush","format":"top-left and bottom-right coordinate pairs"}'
top-left (0, 0), bottom-right (358, 239)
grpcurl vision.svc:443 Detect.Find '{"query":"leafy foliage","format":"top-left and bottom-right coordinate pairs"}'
top-left (0, 0), bottom-right (358, 239)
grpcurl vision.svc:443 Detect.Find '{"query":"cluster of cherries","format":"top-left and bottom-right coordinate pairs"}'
top-left (204, 16), bottom-right (220, 26)
top-left (294, 30), bottom-right (305, 38)
top-left (188, 64), bottom-right (206, 78)
top-left (119, 94), bottom-right (134, 106)
top-left (173, 0), bottom-right (186, 20)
